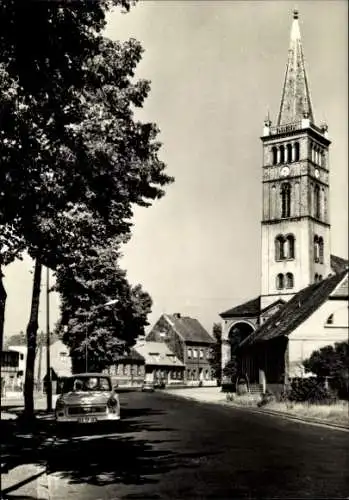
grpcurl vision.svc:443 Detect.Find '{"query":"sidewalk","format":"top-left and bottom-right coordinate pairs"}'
top-left (163, 386), bottom-right (349, 431)
top-left (1, 399), bottom-right (56, 500)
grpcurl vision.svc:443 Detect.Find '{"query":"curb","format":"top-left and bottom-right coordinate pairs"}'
top-left (163, 391), bottom-right (349, 432)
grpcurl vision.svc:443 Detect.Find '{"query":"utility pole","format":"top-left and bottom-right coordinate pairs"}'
top-left (46, 267), bottom-right (52, 412)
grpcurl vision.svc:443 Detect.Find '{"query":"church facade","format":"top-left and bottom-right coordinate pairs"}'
top-left (220, 10), bottom-right (348, 392)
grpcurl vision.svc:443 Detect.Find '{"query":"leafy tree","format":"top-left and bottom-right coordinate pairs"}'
top-left (0, 1), bottom-right (173, 416)
top-left (303, 342), bottom-right (349, 399)
top-left (55, 241), bottom-right (152, 373)
top-left (208, 323), bottom-right (222, 385)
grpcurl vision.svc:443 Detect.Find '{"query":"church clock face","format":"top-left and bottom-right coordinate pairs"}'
top-left (280, 166), bottom-right (290, 177)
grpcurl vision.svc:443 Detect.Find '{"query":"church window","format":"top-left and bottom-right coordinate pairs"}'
top-left (319, 274), bottom-right (323, 281)
top-left (319, 237), bottom-right (324, 263)
top-left (286, 143), bottom-right (292, 162)
top-left (314, 273), bottom-right (318, 282)
top-left (294, 142), bottom-right (300, 161)
top-left (326, 314), bottom-right (334, 325)
top-left (314, 184), bottom-right (320, 218)
top-left (272, 147), bottom-right (278, 165)
top-left (276, 274), bottom-right (284, 290)
top-left (285, 273), bottom-right (294, 289)
top-left (281, 183), bottom-right (291, 218)
top-left (279, 145), bottom-right (285, 164)
top-left (286, 234), bottom-right (295, 259)
top-left (314, 236), bottom-right (320, 262)
top-left (275, 235), bottom-right (286, 260)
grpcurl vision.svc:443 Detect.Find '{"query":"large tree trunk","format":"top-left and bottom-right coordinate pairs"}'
top-left (0, 265), bottom-right (7, 352)
top-left (23, 259), bottom-right (42, 417)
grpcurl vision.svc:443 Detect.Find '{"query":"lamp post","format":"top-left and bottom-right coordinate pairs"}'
top-left (84, 298), bottom-right (119, 373)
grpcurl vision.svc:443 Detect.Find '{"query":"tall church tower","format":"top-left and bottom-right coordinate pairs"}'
top-left (260, 10), bottom-right (331, 311)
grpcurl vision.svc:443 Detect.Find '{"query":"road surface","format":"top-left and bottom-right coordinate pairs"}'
top-left (3, 390), bottom-right (349, 499)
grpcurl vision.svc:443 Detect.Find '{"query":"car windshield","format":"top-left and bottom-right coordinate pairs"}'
top-left (63, 376), bottom-right (111, 393)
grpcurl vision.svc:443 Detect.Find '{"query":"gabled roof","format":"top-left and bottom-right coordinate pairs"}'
top-left (220, 297), bottom-right (261, 319)
top-left (164, 314), bottom-right (215, 344)
top-left (240, 270), bottom-right (348, 348)
top-left (277, 10), bottom-right (314, 126)
top-left (331, 254), bottom-right (348, 274)
top-left (135, 341), bottom-right (184, 367)
top-left (115, 348), bottom-right (145, 363)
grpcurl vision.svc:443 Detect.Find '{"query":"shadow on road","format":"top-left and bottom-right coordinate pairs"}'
top-left (1, 404), bottom-right (219, 492)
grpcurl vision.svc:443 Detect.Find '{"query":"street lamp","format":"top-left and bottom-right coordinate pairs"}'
top-left (85, 298), bottom-right (119, 373)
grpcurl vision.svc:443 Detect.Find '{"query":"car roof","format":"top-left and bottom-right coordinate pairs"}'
top-left (68, 373), bottom-right (111, 378)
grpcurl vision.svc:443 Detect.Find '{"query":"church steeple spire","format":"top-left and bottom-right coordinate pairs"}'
top-left (277, 9), bottom-right (314, 126)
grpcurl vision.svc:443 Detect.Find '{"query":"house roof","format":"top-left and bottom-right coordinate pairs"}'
top-left (331, 254), bottom-right (348, 274)
top-left (240, 270), bottom-right (348, 348)
top-left (220, 297), bottom-right (261, 318)
top-left (135, 341), bottom-right (184, 367)
top-left (115, 348), bottom-right (145, 363)
top-left (164, 314), bottom-right (215, 344)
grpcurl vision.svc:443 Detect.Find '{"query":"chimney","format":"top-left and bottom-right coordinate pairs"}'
top-left (173, 313), bottom-right (181, 319)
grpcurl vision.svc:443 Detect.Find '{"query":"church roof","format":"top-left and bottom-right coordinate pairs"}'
top-left (330, 254), bottom-right (348, 274)
top-left (277, 9), bottom-right (314, 126)
top-left (220, 297), bottom-right (261, 318)
top-left (239, 270), bottom-right (348, 348)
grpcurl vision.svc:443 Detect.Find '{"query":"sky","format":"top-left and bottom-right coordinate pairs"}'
top-left (3, 0), bottom-right (348, 340)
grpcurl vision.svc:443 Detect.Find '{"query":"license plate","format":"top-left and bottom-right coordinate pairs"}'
top-left (78, 417), bottom-right (97, 423)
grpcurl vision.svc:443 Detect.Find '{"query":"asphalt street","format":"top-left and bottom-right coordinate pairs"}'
top-left (2, 390), bottom-right (349, 499)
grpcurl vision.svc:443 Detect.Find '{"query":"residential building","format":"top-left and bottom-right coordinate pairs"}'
top-left (147, 313), bottom-right (215, 385)
top-left (104, 348), bottom-right (145, 390)
top-left (8, 339), bottom-right (72, 394)
top-left (1, 350), bottom-right (19, 395)
top-left (135, 340), bottom-right (185, 386)
top-left (220, 10), bottom-right (348, 394)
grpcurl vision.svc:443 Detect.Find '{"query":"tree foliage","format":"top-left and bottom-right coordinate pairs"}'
top-left (303, 342), bottom-right (349, 399)
top-left (55, 239), bottom-right (152, 373)
top-left (303, 342), bottom-right (348, 378)
top-left (208, 323), bottom-right (222, 384)
top-left (0, 0), bottom-right (173, 415)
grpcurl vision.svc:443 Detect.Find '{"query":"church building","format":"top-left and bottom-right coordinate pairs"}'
top-left (220, 10), bottom-right (348, 393)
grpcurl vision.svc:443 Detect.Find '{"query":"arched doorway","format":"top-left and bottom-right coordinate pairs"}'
top-left (227, 321), bottom-right (256, 383)
top-left (228, 321), bottom-right (255, 356)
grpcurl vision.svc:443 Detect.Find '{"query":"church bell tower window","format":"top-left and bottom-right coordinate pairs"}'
top-left (281, 183), bottom-right (291, 218)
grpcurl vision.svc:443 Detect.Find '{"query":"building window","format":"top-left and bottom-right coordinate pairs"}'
top-left (314, 184), bottom-right (320, 218)
top-left (286, 234), bottom-right (295, 259)
top-left (193, 348), bottom-right (198, 358)
top-left (294, 142), bottom-right (300, 161)
top-left (199, 349), bottom-right (204, 359)
top-left (319, 237), bottom-right (324, 264)
top-left (286, 143), bottom-right (292, 163)
top-left (281, 183), bottom-right (291, 218)
top-left (279, 145), bottom-right (285, 164)
top-left (275, 235), bottom-right (285, 260)
top-left (314, 235), bottom-right (320, 262)
top-left (272, 146), bottom-right (277, 165)
top-left (276, 273), bottom-right (284, 290)
top-left (59, 352), bottom-right (67, 361)
top-left (326, 314), bottom-right (334, 325)
top-left (285, 273), bottom-right (294, 289)
top-left (20, 354), bottom-right (24, 360)
top-left (187, 348), bottom-right (192, 359)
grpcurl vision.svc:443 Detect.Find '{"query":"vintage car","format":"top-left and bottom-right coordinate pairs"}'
top-left (55, 373), bottom-right (120, 424)
top-left (141, 380), bottom-right (155, 393)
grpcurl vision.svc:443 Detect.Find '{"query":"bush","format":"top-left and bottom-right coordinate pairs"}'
top-left (284, 378), bottom-right (336, 404)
